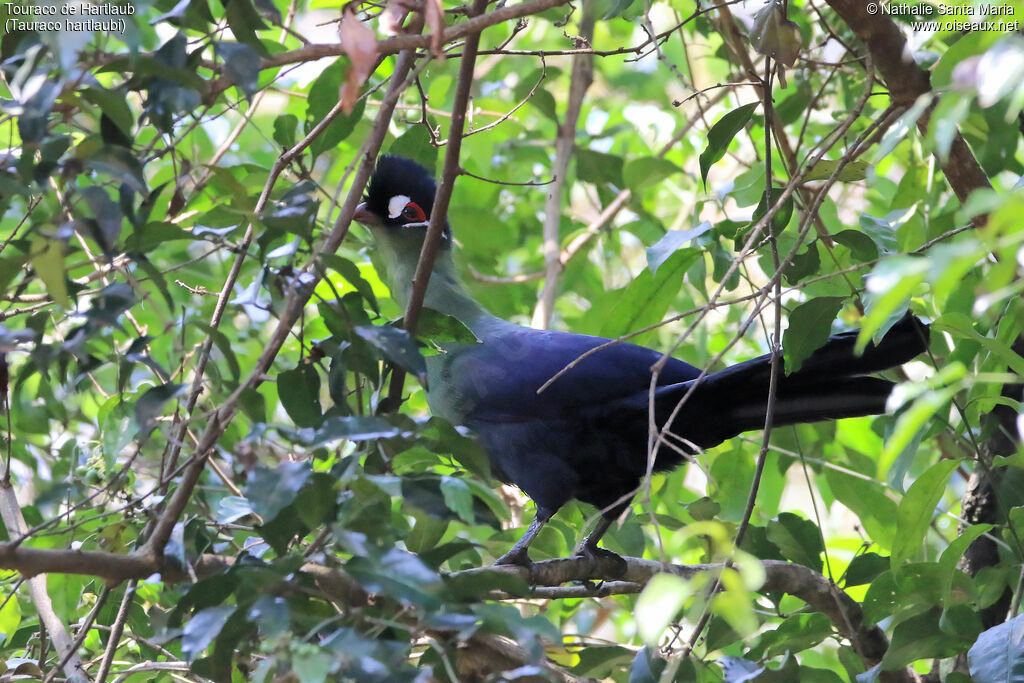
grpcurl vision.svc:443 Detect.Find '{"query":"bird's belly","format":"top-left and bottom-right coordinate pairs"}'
top-left (422, 351), bottom-right (691, 513)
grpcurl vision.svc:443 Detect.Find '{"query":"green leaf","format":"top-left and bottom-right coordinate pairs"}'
top-left (214, 42), bottom-right (262, 97)
top-left (859, 259), bottom-right (927, 351)
top-left (0, 256), bottom-right (27, 296)
top-left (83, 146), bottom-right (148, 192)
top-left (281, 415), bottom-right (401, 447)
top-left (30, 234), bottom-right (68, 308)
top-left (239, 388), bottom-right (267, 423)
top-left (782, 297), bottom-right (845, 373)
top-left (0, 591), bottom-right (21, 644)
top-left (782, 242), bottom-right (820, 284)
top-left (748, 613), bottom-right (832, 659)
top-left (215, 496), bottom-right (253, 524)
top-left (195, 323), bottom-right (241, 385)
top-left (891, 459), bottom-right (959, 566)
top-left (415, 308), bottom-right (479, 345)
top-left (82, 86), bottom-right (134, 139)
top-left (355, 324), bottom-right (428, 385)
top-left (934, 313), bottom-right (1024, 376)
top-left (248, 596), bottom-right (290, 641)
top-left (968, 613), bottom-right (1024, 683)
top-left (766, 513), bottom-right (823, 571)
top-left (832, 229), bottom-right (878, 261)
top-left (134, 382), bottom-right (185, 435)
top-left (635, 573), bottom-right (689, 646)
top-left (577, 149), bottom-right (625, 186)
top-left (222, 0), bottom-right (268, 53)
top-left (321, 253), bottom-right (378, 312)
top-left (825, 466), bottom-right (897, 551)
top-left (582, 248), bottom-right (699, 344)
top-left (133, 252), bottom-right (175, 312)
top-left (748, 186), bottom-right (794, 236)
top-left (87, 282), bottom-right (136, 328)
top-left (859, 213), bottom-right (901, 255)
top-left (802, 159), bottom-right (869, 183)
top-left (182, 606), bottom-right (236, 661)
top-left (306, 60), bottom-right (366, 159)
top-left (881, 608), bottom-right (972, 669)
top-left (881, 385), bottom-right (958, 477)
top-left (699, 102), bottom-right (759, 188)
top-left (603, 0), bottom-right (638, 19)
top-left (931, 31), bottom-right (994, 88)
top-left (293, 651), bottom-right (336, 683)
top-left (273, 113), bottom-right (298, 148)
top-left (629, 646), bottom-right (668, 683)
top-left (843, 552), bottom-right (889, 587)
top-left (571, 646), bottom-right (635, 678)
top-left (245, 461), bottom-right (311, 521)
top-left (277, 364), bottom-right (322, 428)
top-left (440, 476), bottom-right (474, 524)
top-left (622, 156), bottom-right (682, 194)
top-left (295, 473), bottom-right (337, 530)
top-left (646, 223), bottom-right (710, 275)
top-left (939, 524), bottom-right (993, 576)
top-left (346, 547), bottom-right (442, 606)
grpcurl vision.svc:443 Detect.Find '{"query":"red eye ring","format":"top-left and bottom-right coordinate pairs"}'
top-left (401, 202), bottom-right (427, 222)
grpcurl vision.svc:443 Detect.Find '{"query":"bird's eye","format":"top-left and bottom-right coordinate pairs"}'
top-left (401, 202), bottom-right (427, 223)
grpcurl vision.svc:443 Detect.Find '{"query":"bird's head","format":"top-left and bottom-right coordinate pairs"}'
top-left (353, 155), bottom-right (451, 243)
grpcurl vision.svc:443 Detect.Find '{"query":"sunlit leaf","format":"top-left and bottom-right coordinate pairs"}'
top-left (699, 102), bottom-right (759, 188)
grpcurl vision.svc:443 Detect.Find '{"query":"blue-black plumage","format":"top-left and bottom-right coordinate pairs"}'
top-left (354, 154), bottom-right (930, 568)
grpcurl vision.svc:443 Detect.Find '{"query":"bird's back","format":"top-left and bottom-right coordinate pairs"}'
top-left (424, 322), bottom-right (703, 514)
top-left (426, 321), bottom-right (703, 423)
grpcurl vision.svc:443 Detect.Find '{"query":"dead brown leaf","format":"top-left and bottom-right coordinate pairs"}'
top-left (379, 0), bottom-right (412, 35)
top-left (423, 0), bottom-right (444, 58)
top-left (338, 4), bottom-right (378, 114)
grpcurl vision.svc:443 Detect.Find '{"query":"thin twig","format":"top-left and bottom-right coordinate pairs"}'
top-left (531, 4), bottom-right (594, 330)
top-left (382, 0), bottom-right (491, 411)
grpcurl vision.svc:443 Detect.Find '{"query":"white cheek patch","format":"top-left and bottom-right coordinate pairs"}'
top-left (387, 194), bottom-right (411, 219)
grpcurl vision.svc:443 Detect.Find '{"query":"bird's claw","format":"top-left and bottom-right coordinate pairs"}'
top-left (494, 548), bottom-right (540, 584)
top-left (494, 547), bottom-right (529, 566)
top-left (575, 544), bottom-right (628, 579)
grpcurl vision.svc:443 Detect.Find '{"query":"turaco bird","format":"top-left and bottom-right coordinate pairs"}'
top-left (353, 154), bottom-right (930, 569)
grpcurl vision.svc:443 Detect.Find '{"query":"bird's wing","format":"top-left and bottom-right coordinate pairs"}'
top-left (429, 325), bottom-right (702, 422)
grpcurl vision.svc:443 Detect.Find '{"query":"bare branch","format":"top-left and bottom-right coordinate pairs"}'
top-left (0, 482), bottom-right (88, 682)
top-left (383, 0), bottom-right (492, 411)
top-left (531, 3), bottom-right (594, 330)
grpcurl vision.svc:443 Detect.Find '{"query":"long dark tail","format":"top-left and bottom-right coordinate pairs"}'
top-left (657, 315), bottom-right (930, 450)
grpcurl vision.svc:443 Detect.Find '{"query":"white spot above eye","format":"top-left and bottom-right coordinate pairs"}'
top-left (387, 194), bottom-right (411, 219)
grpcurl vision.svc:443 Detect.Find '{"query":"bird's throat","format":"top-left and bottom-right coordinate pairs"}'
top-left (371, 227), bottom-right (492, 330)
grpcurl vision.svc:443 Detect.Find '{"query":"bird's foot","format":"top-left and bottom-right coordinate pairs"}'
top-left (574, 544), bottom-right (627, 579)
top-left (494, 547), bottom-right (539, 584)
top-left (494, 547), bottom-right (532, 568)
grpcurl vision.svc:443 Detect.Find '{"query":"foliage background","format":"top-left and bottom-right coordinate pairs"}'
top-left (0, 0), bottom-right (1022, 680)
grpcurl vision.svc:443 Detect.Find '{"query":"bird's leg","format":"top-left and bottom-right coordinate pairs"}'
top-left (494, 509), bottom-right (552, 568)
top-left (574, 516), bottom-right (627, 578)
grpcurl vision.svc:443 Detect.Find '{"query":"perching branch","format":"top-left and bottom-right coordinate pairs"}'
top-left (0, 539), bottom-right (906, 680)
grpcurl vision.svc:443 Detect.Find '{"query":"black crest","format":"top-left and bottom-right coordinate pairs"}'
top-left (364, 155), bottom-right (450, 240)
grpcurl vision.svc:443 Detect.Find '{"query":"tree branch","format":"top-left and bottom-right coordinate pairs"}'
top-left (0, 482), bottom-right (88, 682)
top-left (204, 0), bottom-right (573, 101)
top-left (823, 0), bottom-right (991, 206)
top-left (140, 23), bottom-right (431, 563)
top-left (531, 3), bottom-right (594, 330)
top-left (382, 0), bottom-right (491, 411)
